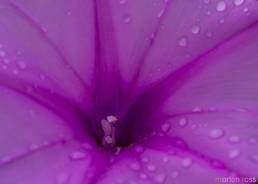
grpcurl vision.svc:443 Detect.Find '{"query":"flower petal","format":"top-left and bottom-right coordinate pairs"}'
top-left (0, 0), bottom-right (93, 111)
top-left (156, 20), bottom-right (258, 177)
top-left (108, 0), bottom-right (258, 95)
top-left (95, 144), bottom-right (235, 184)
top-left (0, 86), bottom-right (96, 184)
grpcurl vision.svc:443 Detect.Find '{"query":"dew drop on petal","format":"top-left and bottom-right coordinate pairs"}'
top-left (228, 136), bottom-right (241, 143)
top-left (182, 158), bottom-right (193, 168)
top-left (161, 123), bottom-right (170, 132)
top-left (228, 149), bottom-right (240, 159)
top-left (123, 15), bottom-right (131, 24)
top-left (191, 25), bottom-right (200, 34)
top-left (29, 144), bottom-right (39, 151)
top-left (178, 37), bottom-right (187, 47)
top-left (209, 128), bottom-right (224, 139)
top-left (139, 173), bottom-right (147, 179)
top-left (56, 172), bottom-right (70, 184)
top-left (234, 0), bottom-right (244, 6)
top-left (157, 9), bottom-right (165, 18)
top-left (216, 1), bottom-right (226, 12)
top-left (247, 137), bottom-right (257, 144)
top-left (179, 117), bottom-right (188, 127)
top-left (249, 153), bottom-right (258, 164)
top-left (119, 0), bottom-right (127, 5)
top-left (69, 151), bottom-right (87, 161)
top-left (171, 171), bottom-right (179, 178)
top-left (3, 58), bottom-right (9, 64)
top-left (155, 174), bottom-right (166, 183)
top-left (0, 50), bottom-right (6, 57)
top-left (17, 60), bottom-right (26, 69)
top-left (134, 145), bottom-right (144, 153)
top-left (130, 162), bottom-right (140, 171)
top-left (147, 164), bottom-right (156, 171)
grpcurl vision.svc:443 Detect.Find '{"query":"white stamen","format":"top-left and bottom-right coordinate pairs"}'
top-left (101, 119), bottom-right (112, 135)
top-left (107, 115), bottom-right (118, 123)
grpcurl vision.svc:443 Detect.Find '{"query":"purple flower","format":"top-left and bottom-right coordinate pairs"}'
top-left (0, 0), bottom-right (258, 183)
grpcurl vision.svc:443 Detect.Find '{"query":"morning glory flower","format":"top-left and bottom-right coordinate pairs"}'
top-left (0, 0), bottom-right (258, 183)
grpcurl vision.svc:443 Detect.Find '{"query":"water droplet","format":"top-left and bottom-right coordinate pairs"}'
top-left (157, 9), bottom-right (165, 18)
top-left (123, 15), bottom-right (131, 24)
top-left (155, 174), bottom-right (166, 183)
top-left (216, 1), bottom-right (226, 12)
top-left (228, 136), bottom-right (241, 143)
top-left (139, 173), bottom-right (147, 179)
top-left (206, 31), bottom-right (213, 37)
top-left (134, 145), bottom-right (144, 153)
top-left (119, 0), bottom-right (127, 5)
top-left (56, 172), bottom-right (70, 184)
top-left (243, 7), bottom-right (249, 12)
top-left (163, 156), bottom-right (169, 163)
top-left (182, 158), bottom-right (193, 168)
top-left (29, 144), bottom-right (39, 151)
top-left (234, 0), bottom-right (244, 6)
top-left (192, 107), bottom-right (201, 112)
top-left (13, 69), bottom-right (19, 75)
top-left (191, 25), bottom-right (200, 34)
top-left (247, 137), bottom-right (257, 144)
top-left (0, 155), bottom-right (12, 164)
top-left (219, 19), bottom-right (225, 24)
top-left (81, 142), bottom-right (92, 150)
top-left (67, 11), bottom-right (72, 16)
top-left (178, 37), bottom-right (187, 47)
top-left (178, 117), bottom-right (188, 127)
top-left (130, 162), bottom-right (140, 171)
top-left (210, 160), bottom-right (226, 169)
top-left (0, 50), bottom-right (6, 57)
top-left (3, 58), bottom-right (9, 64)
top-left (209, 128), bottom-right (224, 139)
top-left (249, 153), bottom-right (258, 164)
top-left (147, 164), bottom-right (156, 171)
top-left (17, 60), bottom-right (26, 69)
top-left (171, 171), bottom-right (179, 178)
top-left (141, 156), bottom-right (149, 163)
top-left (69, 151), bottom-right (87, 161)
top-left (161, 123), bottom-right (170, 132)
top-left (228, 149), bottom-right (240, 159)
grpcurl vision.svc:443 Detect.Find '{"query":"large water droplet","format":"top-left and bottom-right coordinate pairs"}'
top-left (234, 0), bottom-right (244, 6)
top-left (216, 1), bottom-right (226, 12)
top-left (178, 37), bottom-right (187, 47)
top-left (182, 157), bottom-right (193, 168)
top-left (191, 25), bottom-right (200, 34)
top-left (209, 128), bottom-right (224, 139)
top-left (228, 149), bottom-right (240, 159)
top-left (69, 151), bottom-right (87, 161)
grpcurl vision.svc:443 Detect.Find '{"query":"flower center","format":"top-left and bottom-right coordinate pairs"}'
top-left (101, 115), bottom-right (118, 148)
